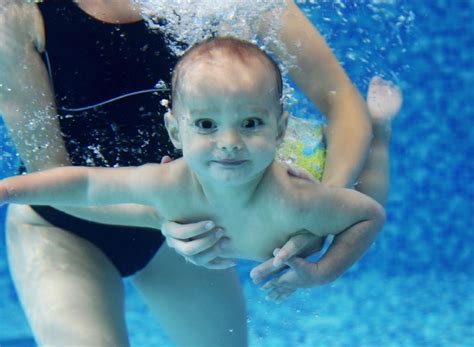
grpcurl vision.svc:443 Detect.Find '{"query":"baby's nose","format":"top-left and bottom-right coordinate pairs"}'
top-left (218, 130), bottom-right (242, 152)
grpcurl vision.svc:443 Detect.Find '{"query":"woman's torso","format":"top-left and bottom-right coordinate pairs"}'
top-left (37, 0), bottom-right (179, 167)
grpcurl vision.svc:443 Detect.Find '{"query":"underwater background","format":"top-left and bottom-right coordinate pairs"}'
top-left (1, 1), bottom-right (473, 346)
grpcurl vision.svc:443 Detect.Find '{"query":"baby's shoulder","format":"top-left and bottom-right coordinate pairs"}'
top-left (264, 162), bottom-right (324, 206)
top-left (136, 160), bottom-right (196, 209)
top-left (143, 160), bottom-right (191, 189)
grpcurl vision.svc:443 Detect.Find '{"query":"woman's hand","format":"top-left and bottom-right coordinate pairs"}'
top-left (160, 155), bottom-right (236, 269)
top-left (161, 220), bottom-right (236, 269)
top-left (286, 165), bottom-right (317, 182)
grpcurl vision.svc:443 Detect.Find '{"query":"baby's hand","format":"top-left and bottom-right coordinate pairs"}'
top-left (258, 257), bottom-right (330, 303)
top-left (250, 233), bottom-right (324, 285)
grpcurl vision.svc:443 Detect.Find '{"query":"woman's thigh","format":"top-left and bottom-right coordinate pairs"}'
top-left (6, 204), bottom-right (129, 347)
top-left (132, 243), bottom-right (248, 347)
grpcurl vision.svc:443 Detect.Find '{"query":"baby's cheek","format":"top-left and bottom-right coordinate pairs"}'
top-left (183, 138), bottom-right (212, 160)
top-left (252, 137), bottom-right (277, 154)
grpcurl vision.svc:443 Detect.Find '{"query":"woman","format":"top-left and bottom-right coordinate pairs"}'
top-left (0, 1), bottom-right (371, 346)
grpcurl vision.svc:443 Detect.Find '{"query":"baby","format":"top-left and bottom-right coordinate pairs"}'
top-left (0, 37), bottom-right (385, 286)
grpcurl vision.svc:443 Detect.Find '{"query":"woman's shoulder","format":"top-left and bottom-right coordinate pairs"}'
top-left (0, 1), bottom-right (45, 54)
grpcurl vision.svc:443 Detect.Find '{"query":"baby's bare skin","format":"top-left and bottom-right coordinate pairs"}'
top-left (146, 160), bottom-right (360, 262)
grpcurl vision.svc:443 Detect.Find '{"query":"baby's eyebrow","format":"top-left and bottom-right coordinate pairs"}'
top-left (236, 105), bottom-right (269, 116)
top-left (188, 108), bottom-right (216, 116)
top-left (188, 106), bottom-right (269, 116)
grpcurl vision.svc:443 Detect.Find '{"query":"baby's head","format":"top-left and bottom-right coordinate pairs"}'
top-left (171, 36), bottom-right (283, 114)
top-left (166, 37), bottom-right (287, 185)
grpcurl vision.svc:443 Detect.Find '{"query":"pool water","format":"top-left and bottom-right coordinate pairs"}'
top-left (1, 1), bottom-right (473, 346)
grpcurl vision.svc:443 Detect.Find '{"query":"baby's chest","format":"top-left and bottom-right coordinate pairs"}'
top-left (161, 193), bottom-right (296, 261)
top-left (216, 209), bottom-right (294, 261)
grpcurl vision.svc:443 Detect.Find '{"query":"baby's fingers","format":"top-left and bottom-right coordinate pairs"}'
top-left (285, 257), bottom-right (312, 276)
top-left (264, 283), bottom-right (296, 302)
top-left (250, 258), bottom-right (287, 284)
top-left (273, 232), bottom-right (317, 267)
top-left (261, 276), bottom-right (294, 291)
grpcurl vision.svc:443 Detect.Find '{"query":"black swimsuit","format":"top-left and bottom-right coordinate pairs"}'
top-left (32, 0), bottom-right (179, 277)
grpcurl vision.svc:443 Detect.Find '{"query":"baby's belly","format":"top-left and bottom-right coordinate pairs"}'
top-left (220, 229), bottom-right (325, 262)
top-left (219, 231), bottom-right (294, 262)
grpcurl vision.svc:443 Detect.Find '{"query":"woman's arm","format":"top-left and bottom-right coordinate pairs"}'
top-left (258, 0), bottom-right (372, 188)
top-left (0, 2), bottom-right (69, 171)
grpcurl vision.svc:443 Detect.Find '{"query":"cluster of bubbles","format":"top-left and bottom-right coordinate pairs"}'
top-left (135, 0), bottom-right (300, 112)
top-left (135, 0), bottom-right (414, 114)
top-left (136, 0), bottom-right (287, 56)
top-left (295, 0), bottom-right (415, 88)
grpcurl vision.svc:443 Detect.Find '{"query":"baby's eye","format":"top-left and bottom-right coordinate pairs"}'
top-left (194, 119), bottom-right (217, 130)
top-left (241, 118), bottom-right (264, 129)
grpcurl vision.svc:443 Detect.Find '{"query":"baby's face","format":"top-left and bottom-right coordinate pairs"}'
top-left (174, 53), bottom-right (284, 186)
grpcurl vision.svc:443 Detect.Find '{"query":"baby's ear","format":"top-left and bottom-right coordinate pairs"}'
top-left (165, 112), bottom-right (182, 149)
top-left (276, 111), bottom-right (289, 144)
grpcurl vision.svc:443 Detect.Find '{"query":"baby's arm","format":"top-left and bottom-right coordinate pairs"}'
top-left (0, 165), bottom-right (162, 207)
top-left (295, 185), bottom-right (385, 285)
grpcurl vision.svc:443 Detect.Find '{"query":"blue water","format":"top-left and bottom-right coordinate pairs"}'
top-left (1, 1), bottom-right (473, 346)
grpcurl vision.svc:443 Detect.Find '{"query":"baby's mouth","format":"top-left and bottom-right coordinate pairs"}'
top-left (211, 159), bottom-right (248, 167)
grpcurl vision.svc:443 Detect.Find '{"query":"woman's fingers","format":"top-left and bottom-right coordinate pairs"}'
top-left (160, 155), bottom-right (173, 164)
top-left (186, 246), bottom-right (236, 269)
top-left (287, 166), bottom-right (317, 182)
top-left (165, 231), bottom-right (223, 256)
top-left (161, 220), bottom-right (236, 269)
top-left (161, 220), bottom-right (218, 240)
top-left (205, 257), bottom-right (237, 270)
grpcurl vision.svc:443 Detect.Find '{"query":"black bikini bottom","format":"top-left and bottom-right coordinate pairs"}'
top-left (30, 206), bottom-right (165, 277)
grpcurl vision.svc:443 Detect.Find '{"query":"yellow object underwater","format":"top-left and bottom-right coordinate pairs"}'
top-left (277, 116), bottom-right (326, 181)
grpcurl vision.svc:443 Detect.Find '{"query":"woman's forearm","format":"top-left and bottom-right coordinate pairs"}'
top-left (321, 86), bottom-right (372, 188)
top-left (259, 1), bottom-right (372, 189)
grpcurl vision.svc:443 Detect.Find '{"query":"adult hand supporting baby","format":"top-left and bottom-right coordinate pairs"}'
top-left (160, 156), bottom-right (236, 269)
top-left (161, 220), bottom-right (235, 269)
